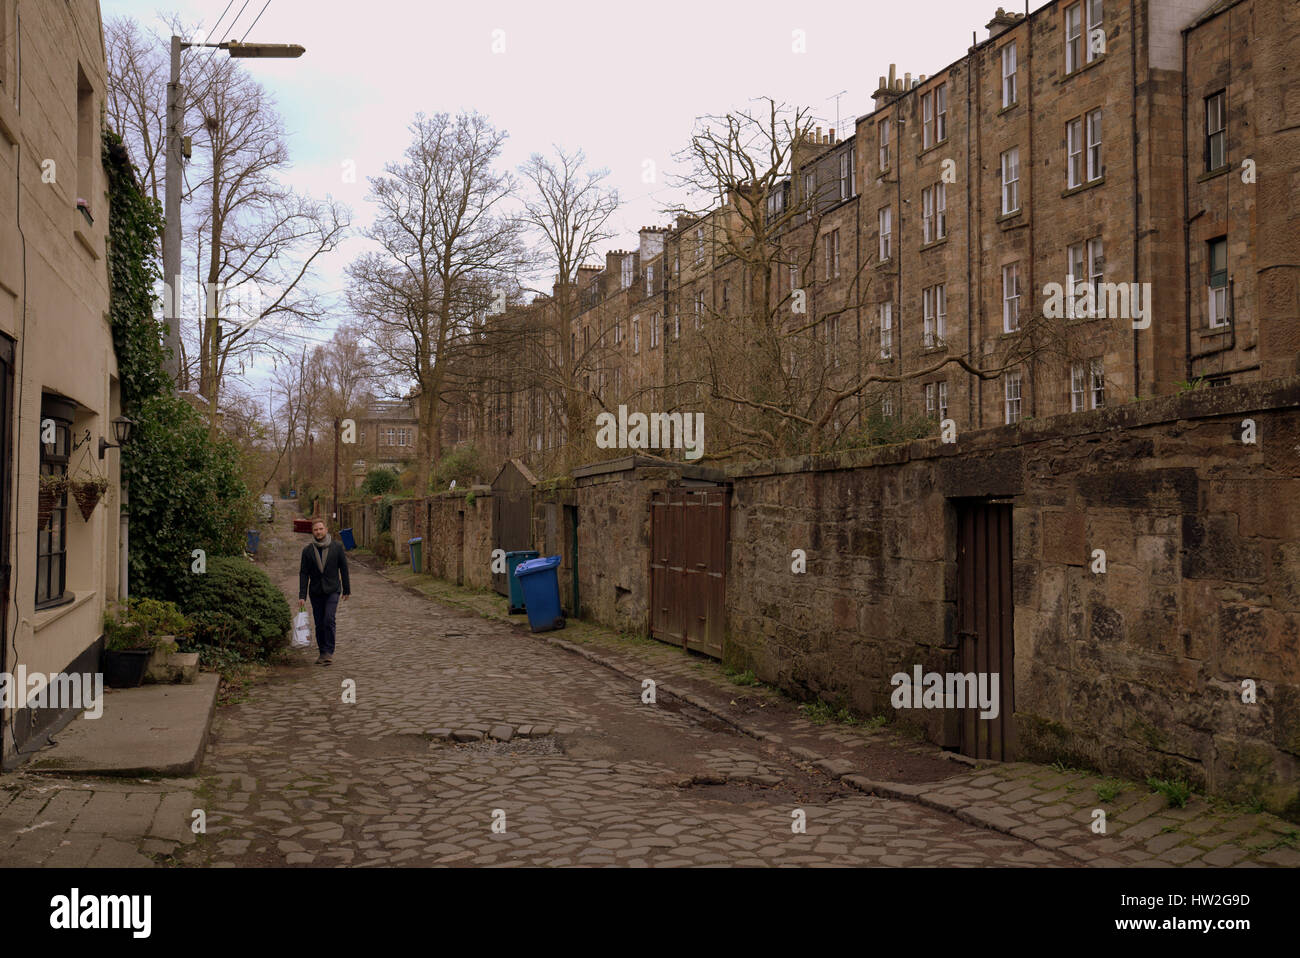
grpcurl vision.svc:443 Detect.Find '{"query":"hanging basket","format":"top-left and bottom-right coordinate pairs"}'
top-left (37, 476), bottom-right (68, 530)
top-left (70, 477), bottom-right (111, 521)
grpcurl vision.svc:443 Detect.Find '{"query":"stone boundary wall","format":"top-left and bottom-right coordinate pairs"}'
top-left (721, 378), bottom-right (1300, 815)
top-left (572, 458), bottom-right (685, 635)
top-left (424, 489), bottom-right (493, 590)
top-left (531, 484), bottom-right (578, 615)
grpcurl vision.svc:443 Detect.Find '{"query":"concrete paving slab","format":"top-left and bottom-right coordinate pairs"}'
top-left (23, 674), bottom-right (219, 777)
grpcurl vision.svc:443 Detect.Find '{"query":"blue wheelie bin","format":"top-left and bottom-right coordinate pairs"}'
top-left (339, 527), bottom-right (356, 551)
top-left (245, 529), bottom-right (260, 555)
top-left (505, 550), bottom-right (539, 614)
top-left (514, 555), bottom-right (566, 633)
top-left (408, 537), bottom-right (423, 573)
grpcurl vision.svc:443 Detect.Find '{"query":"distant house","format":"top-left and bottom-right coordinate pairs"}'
top-left (359, 398), bottom-right (419, 473)
top-left (0, 0), bottom-right (126, 764)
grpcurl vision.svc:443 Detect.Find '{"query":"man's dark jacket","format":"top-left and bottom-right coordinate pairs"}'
top-left (299, 540), bottom-right (351, 599)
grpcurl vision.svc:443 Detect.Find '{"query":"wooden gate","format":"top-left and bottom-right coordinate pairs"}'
top-left (649, 487), bottom-right (728, 659)
top-left (492, 491), bottom-right (531, 596)
top-left (955, 499), bottom-right (1016, 760)
top-left (490, 459), bottom-right (537, 596)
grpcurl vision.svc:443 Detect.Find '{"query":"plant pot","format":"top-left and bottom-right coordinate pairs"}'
top-left (71, 479), bottom-right (109, 521)
top-left (102, 648), bottom-right (151, 688)
top-left (37, 477), bottom-right (67, 530)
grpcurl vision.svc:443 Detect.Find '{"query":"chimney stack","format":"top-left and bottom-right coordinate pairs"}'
top-left (986, 6), bottom-right (1024, 40)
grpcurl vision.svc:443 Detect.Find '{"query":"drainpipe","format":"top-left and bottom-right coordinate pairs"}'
top-left (1183, 27), bottom-right (1193, 380)
top-left (974, 32), bottom-right (985, 430)
top-left (1131, 0), bottom-right (1141, 398)
top-left (1184, 10), bottom-right (1239, 374)
top-left (966, 38), bottom-right (975, 431)
top-left (1026, 11), bottom-right (1036, 417)
top-left (896, 101), bottom-right (904, 409)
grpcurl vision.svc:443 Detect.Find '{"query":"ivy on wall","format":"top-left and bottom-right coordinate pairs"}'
top-left (103, 129), bottom-right (255, 599)
top-left (103, 130), bottom-right (169, 410)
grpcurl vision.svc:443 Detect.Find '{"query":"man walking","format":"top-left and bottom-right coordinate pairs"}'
top-left (299, 518), bottom-right (350, 665)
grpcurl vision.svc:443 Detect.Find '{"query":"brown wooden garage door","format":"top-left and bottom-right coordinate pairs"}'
top-left (649, 487), bottom-right (728, 659)
top-left (955, 498), bottom-right (1016, 761)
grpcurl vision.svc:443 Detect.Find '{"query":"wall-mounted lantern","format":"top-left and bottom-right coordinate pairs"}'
top-left (98, 416), bottom-right (136, 459)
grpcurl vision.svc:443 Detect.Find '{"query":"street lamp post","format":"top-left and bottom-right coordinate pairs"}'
top-left (162, 37), bottom-right (305, 386)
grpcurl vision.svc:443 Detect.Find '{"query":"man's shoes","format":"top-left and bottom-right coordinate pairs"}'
top-left (314, 654), bottom-right (325, 665)
top-left (322, 655), bottom-right (333, 666)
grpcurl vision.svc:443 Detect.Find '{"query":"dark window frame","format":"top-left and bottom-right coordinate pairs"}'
top-left (1208, 235), bottom-right (1230, 327)
top-left (36, 405), bottom-right (72, 611)
top-left (1205, 90), bottom-right (1227, 172)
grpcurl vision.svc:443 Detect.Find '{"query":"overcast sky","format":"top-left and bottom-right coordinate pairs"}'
top-left (101, 0), bottom-right (1052, 389)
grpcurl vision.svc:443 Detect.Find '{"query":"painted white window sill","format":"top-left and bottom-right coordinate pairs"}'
top-left (32, 590), bottom-right (98, 634)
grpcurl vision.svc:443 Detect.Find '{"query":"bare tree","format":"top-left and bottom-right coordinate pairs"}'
top-left (348, 111), bottom-right (527, 503)
top-left (511, 147), bottom-right (620, 471)
top-left (104, 16), bottom-right (169, 207)
top-left (105, 14), bottom-right (350, 429)
top-left (317, 324), bottom-right (372, 420)
top-left (314, 325), bottom-right (374, 490)
top-left (187, 56), bottom-right (348, 434)
top-left (665, 99), bottom-right (1042, 459)
top-left (265, 345), bottom-right (330, 494)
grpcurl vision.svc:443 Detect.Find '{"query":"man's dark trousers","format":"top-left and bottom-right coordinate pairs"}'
top-left (310, 592), bottom-right (340, 655)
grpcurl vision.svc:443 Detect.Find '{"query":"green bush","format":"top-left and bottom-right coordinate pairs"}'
top-left (374, 530), bottom-right (395, 561)
top-left (102, 612), bottom-right (149, 651)
top-left (127, 597), bottom-right (191, 638)
top-left (378, 494), bottom-right (394, 533)
top-left (103, 597), bottom-right (189, 650)
top-left (124, 392), bottom-right (256, 600)
top-left (176, 556), bottom-right (290, 658)
top-left (182, 610), bottom-right (256, 669)
top-left (431, 444), bottom-right (484, 492)
top-left (840, 411), bottom-right (936, 450)
top-left (360, 468), bottom-right (401, 496)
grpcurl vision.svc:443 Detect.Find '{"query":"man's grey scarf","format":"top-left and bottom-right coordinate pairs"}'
top-left (312, 534), bottom-right (333, 574)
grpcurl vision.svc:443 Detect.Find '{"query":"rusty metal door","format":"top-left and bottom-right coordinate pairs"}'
top-left (955, 499), bottom-right (1016, 760)
top-left (650, 488), bottom-right (728, 659)
top-left (492, 491), bottom-right (531, 596)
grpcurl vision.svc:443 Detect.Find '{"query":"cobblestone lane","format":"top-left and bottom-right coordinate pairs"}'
top-left (174, 520), bottom-right (1070, 868)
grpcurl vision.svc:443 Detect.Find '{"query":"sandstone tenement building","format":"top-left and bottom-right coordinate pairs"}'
top-left (393, 0), bottom-right (1300, 815)
top-left (441, 0), bottom-right (1297, 477)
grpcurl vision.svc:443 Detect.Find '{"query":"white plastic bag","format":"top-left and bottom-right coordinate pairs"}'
top-left (292, 610), bottom-right (311, 648)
